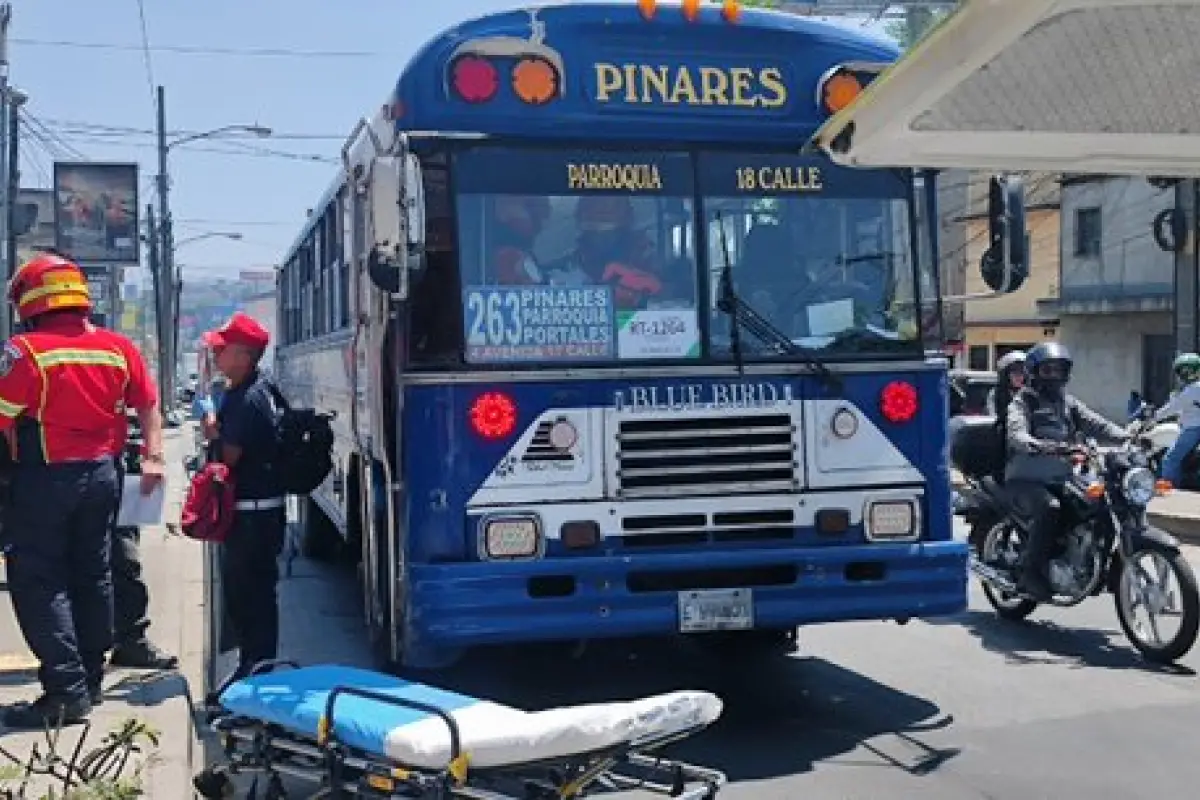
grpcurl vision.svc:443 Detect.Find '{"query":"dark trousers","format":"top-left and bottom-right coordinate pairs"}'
top-left (111, 526), bottom-right (150, 647)
top-left (5, 459), bottom-right (119, 700)
top-left (220, 508), bottom-right (285, 678)
top-left (1008, 480), bottom-right (1058, 581)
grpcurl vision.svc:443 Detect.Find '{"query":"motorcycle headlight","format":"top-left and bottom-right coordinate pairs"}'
top-left (1122, 467), bottom-right (1156, 506)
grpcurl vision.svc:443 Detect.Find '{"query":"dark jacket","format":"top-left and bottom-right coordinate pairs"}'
top-left (1005, 387), bottom-right (1128, 482)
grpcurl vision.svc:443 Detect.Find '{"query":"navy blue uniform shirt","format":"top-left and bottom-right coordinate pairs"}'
top-left (216, 369), bottom-right (282, 501)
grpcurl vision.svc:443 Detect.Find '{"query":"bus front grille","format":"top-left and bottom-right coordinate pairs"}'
top-left (614, 413), bottom-right (798, 498)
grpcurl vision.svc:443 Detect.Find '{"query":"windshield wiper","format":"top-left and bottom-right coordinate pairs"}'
top-left (713, 213), bottom-right (841, 392)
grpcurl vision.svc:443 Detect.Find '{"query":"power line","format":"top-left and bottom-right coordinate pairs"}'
top-left (11, 37), bottom-right (382, 59)
top-left (35, 131), bottom-right (337, 164)
top-left (132, 0), bottom-right (157, 105)
top-left (39, 118), bottom-right (343, 142)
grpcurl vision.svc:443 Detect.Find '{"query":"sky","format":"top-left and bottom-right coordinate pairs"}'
top-left (12, 0), bottom-right (891, 282)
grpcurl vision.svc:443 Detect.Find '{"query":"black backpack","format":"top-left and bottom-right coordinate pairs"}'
top-left (266, 383), bottom-right (335, 496)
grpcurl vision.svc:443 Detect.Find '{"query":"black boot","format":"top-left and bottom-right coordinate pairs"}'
top-left (2, 694), bottom-right (91, 729)
top-left (110, 640), bottom-right (179, 670)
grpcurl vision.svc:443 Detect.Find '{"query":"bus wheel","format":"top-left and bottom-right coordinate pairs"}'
top-left (299, 497), bottom-right (342, 562)
top-left (366, 464), bottom-right (402, 673)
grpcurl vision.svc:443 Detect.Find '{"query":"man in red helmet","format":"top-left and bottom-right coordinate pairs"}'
top-left (0, 251), bottom-right (163, 727)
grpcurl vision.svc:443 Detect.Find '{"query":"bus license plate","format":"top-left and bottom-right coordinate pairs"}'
top-left (678, 589), bottom-right (754, 633)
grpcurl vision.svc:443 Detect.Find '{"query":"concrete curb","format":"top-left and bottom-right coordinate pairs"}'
top-left (1147, 508), bottom-right (1200, 547)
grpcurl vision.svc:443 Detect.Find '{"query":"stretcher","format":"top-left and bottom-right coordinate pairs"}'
top-left (194, 661), bottom-right (727, 799)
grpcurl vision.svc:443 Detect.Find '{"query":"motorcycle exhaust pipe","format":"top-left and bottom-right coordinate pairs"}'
top-left (969, 559), bottom-right (1019, 594)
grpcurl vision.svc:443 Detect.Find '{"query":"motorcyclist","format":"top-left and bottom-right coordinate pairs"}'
top-left (985, 350), bottom-right (1026, 482)
top-left (1005, 341), bottom-right (1129, 599)
top-left (1153, 352), bottom-right (1200, 487)
top-left (987, 350), bottom-right (1026, 417)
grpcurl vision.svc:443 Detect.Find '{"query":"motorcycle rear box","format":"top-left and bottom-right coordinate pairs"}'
top-left (949, 415), bottom-right (1005, 479)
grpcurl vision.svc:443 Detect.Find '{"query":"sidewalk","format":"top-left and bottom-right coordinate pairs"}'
top-left (0, 427), bottom-right (204, 798)
top-left (1147, 490), bottom-right (1200, 546)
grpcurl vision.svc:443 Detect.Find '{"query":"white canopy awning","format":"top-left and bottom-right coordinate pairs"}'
top-left (809, 0), bottom-right (1200, 176)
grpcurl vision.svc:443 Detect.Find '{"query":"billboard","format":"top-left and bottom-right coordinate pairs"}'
top-left (53, 162), bottom-right (140, 264)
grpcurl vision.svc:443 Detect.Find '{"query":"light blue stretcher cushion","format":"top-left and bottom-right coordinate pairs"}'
top-left (219, 664), bottom-right (480, 759)
top-left (218, 663), bottom-right (724, 770)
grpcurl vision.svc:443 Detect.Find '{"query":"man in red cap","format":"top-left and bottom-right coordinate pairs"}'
top-left (200, 312), bottom-right (288, 681)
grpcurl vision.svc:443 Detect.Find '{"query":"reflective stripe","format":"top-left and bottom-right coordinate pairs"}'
top-left (0, 395), bottom-right (24, 418)
top-left (33, 348), bottom-right (128, 371)
top-left (17, 282), bottom-right (89, 306)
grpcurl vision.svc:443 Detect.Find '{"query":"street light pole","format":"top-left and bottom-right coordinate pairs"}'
top-left (153, 86), bottom-right (267, 409)
top-left (155, 85), bottom-right (175, 406)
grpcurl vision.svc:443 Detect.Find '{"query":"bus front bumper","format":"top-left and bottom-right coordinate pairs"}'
top-left (406, 540), bottom-right (967, 651)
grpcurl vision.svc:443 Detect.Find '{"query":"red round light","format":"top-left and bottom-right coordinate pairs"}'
top-left (470, 392), bottom-right (518, 439)
top-left (880, 381), bottom-right (919, 424)
top-left (451, 56), bottom-right (499, 103)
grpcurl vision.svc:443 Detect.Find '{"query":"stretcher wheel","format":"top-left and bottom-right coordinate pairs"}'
top-left (192, 765), bottom-right (235, 799)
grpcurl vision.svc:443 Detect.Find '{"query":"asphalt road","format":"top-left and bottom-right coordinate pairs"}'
top-left (230, 521), bottom-right (1200, 800)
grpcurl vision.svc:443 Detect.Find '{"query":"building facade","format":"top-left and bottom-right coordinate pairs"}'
top-left (1044, 175), bottom-right (1175, 419)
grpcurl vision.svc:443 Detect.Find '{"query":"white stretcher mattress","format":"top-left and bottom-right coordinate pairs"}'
top-left (218, 664), bottom-right (723, 770)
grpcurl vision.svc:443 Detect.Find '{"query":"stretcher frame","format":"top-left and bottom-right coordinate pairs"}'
top-left (195, 660), bottom-right (727, 800)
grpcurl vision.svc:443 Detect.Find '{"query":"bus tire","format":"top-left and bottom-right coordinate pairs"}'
top-left (299, 497), bottom-right (342, 562)
top-left (365, 461), bottom-right (402, 672)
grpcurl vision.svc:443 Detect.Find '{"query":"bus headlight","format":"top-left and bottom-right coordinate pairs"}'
top-left (1122, 467), bottom-right (1156, 506)
top-left (481, 515), bottom-right (543, 559)
top-left (865, 500), bottom-right (919, 541)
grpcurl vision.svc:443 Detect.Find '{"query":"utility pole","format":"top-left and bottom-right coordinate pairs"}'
top-left (0, 2), bottom-right (12, 336)
top-left (146, 203), bottom-right (169, 414)
top-left (155, 85), bottom-right (176, 405)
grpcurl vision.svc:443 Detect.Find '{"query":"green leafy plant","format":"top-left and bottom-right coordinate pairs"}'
top-left (0, 718), bottom-right (159, 799)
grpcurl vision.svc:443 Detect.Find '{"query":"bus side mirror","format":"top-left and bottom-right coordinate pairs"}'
top-left (980, 174), bottom-right (1028, 293)
top-left (366, 153), bottom-right (425, 298)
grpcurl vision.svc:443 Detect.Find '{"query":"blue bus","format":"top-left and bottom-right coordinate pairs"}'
top-left (275, 1), bottom-right (1025, 669)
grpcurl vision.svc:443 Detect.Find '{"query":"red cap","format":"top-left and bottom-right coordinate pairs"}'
top-left (203, 312), bottom-right (270, 350)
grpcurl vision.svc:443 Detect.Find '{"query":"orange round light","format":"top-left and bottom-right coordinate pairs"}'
top-left (823, 72), bottom-right (863, 113)
top-left (682, 0), bottom-right (701, 22)
top-left (512, 57), bottom-right (559, 106)
top-left (721, 0), bottom-right (741, 23)
top-left (638, 0), bottom-right (657, 19)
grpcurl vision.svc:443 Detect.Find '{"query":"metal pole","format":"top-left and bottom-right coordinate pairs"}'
top-left (0, 2), bottom-right (12, 337)
top-left (147, 204), bottom-right (169, 415)
top-left (156, 84), bottom-right (175, 406)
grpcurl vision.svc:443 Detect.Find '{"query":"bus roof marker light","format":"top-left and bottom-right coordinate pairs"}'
top-left (681, 0), bottom-right (701, 22)
top-left (512, 57), bottom-right (560, 106)
top-left (721, 0), bottom-right (741, 23)
top-left (451, 55), bottom-right (499, 104)
top-left (637, 0), bottom-right (657, 20)
top-left (470, 391), bottom-right (519, 439)
top-left (817, 66), bottom-right (863, 114)
top-left (879, 381), bottom-right (919, 424)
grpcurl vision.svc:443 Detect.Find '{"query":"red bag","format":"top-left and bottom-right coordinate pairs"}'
top-left (181, 461), bottom-right (237, 543)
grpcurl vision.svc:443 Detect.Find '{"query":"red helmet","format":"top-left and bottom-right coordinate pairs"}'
top-left (8, 252), bottom-right (92, 322)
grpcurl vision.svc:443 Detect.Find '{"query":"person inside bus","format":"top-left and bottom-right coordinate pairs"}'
top-left (490, 195), bottom-right (551, 286)
top-left (549, 195), bottom-right (664, 309)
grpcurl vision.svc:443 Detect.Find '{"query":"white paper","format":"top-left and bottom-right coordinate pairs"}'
top-left (806, 299), bottom-right (855, 337)
top-left (116, 476), bottom-right (166, 527)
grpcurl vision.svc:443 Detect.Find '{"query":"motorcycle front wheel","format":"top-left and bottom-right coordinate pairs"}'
top-left (1114, 541), bottom-right (1200, 664)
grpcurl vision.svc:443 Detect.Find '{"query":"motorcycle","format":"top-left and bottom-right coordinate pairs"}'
top-left (1125, 403), bottom-right (1200, 488)
top-left (950, 415), bottom-right (1200, 664)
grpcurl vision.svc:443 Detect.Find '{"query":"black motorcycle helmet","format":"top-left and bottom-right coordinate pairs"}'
top-left (1024, 341), bottom-right (1073, 400)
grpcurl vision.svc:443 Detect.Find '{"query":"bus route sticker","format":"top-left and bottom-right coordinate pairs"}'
top-left (463, 285), bottom-right (615, 363)
top-left (617, 308), bottom-right (700, 359)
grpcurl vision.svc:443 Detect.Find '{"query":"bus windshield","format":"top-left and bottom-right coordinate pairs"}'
top-left (446, 146), bottom-right (923, 368)
top-left (697, 152), bottom-right (921, 360)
